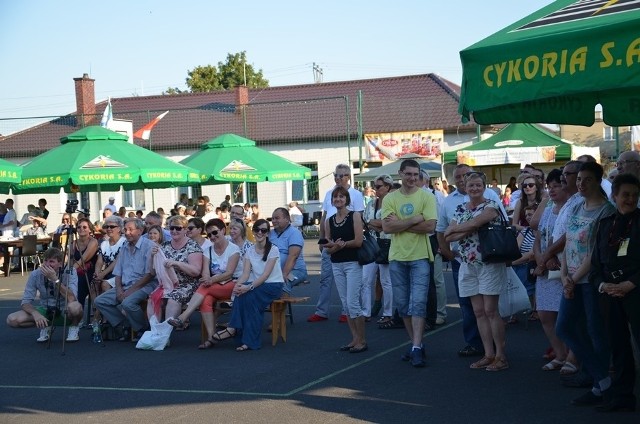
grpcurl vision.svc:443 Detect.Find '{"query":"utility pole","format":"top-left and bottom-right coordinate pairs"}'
top-left (313, 62), bottom-right (323, 83)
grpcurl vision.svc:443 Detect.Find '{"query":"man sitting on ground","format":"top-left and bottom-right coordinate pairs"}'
top-left (6, 248), bottom-right (82, 342)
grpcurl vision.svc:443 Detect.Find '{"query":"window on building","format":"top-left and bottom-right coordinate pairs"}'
top-left (292, 162), bottom-right (319, 202)
top-left (603, 126), bottom-right (614, 141)
top-left (123, 189), bottom-right (146, 210)
top-left (230, 182), bottom-right (258, 204)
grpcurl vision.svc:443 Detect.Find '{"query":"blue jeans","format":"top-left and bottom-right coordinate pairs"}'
top-left (556, 283), bottom-right (610, 385)
top-left (452, 260), bottom-right (483, 350)
top-left (389, 259), bottom-right (429, 318)
top-left (283, 269), bottom-right (309, 295)
top-left (332, 261), bottom-right (364, 318)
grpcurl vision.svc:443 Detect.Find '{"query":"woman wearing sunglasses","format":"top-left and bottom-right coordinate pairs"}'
top-left (186, 217), bottom-right (211, 251)
top-left (512, 172), bottom-right (542, 232)
top-left (93, 215), bottom-right (125, 293)
top-left (169, 219), bottom-right (242, 348)
top-left (213, 219), bottom-right (283, 351)
top-left (160, 215), bottom-right (203, 326)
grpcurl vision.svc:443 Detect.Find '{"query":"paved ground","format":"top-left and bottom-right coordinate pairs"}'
top-left (0, 239), bottom-right (637, 423)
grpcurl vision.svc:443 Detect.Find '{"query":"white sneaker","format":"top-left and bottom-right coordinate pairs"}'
top-left (37, 327), bottom-right (51, 342)
top-left (66, 326), bottom-right (80, 342)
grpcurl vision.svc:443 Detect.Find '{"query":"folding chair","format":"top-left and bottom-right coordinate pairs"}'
top-left (20, 235), bottom-right (42, 275)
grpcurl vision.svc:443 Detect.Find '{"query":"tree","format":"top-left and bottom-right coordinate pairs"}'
top-left (163, 51), bottom-right (269, 95)
top-left (217, 51), bottom-right (269, 89)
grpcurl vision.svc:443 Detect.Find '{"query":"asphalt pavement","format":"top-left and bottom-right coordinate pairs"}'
top-left (0, 239), bottom-right (637, 423)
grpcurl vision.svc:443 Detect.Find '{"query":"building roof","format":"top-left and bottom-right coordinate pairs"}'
top-left (1, 73), bottom-right (473, 158)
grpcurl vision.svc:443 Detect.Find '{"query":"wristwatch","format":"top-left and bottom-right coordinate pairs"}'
top-left (249, 283), bottom-right (255, 291)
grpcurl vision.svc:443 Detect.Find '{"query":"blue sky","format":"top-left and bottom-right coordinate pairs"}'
top-left (0, 0), bottom-right (552, 130)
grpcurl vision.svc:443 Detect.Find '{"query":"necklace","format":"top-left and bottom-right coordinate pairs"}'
top-left (332, 213), bottom-right (348, 228)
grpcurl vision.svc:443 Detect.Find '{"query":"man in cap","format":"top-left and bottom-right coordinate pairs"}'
top-left (103, 197), bottom-right (117, 214)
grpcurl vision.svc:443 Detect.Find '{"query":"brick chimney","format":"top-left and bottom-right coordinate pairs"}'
top-left (235, 85), bottom-right (249, 114)
top-left (74, 73), bottom-right (96, 125)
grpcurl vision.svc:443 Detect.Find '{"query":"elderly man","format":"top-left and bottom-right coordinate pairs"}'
top-left (436, 163), bottom-right (503, 358)
top-left (95, 217), bottom-right (157, 340)
top-left (270, 207), bottom-right (308, 295)
top-left (617, 150), bottom-right (640, 179)
top-left (103, 196), bottom-right (117, 214)
top-left (307, 164), bottom-right (364, 322)
top-left (6, 248), bottom-right (82, 342)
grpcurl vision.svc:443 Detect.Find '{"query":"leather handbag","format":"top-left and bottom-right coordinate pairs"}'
top-left (375, 238), bottom-right (391, 264)
top-left (358, 220), bottom-right (380, 265)
top-left (478, 209), bottom-right (522, 264)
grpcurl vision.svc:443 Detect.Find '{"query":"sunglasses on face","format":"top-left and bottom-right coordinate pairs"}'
top-left (253, 227), bottom-right (269, 234)
top-left (169, 226), bottom-right (184, 231)
top-left (333, 173), bottom-right (348, 179)
top-left (187, 226), bottom-right (197, 231)
top-left (206, 230), bottom-right (220, 238)
top-left (103, 225), bottom-right (118, 230)
top-left (522, 183), bottom-right (536, 188)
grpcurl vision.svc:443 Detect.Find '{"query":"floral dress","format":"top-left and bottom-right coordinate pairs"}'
top-left (163, 238), bottom-right (203, 304)
top-left (453, 199), bottom-right (501, 264)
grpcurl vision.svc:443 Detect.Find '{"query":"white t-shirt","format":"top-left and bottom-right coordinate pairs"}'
top-left (203, 242), bottom-right (242, 278)
top-left (246, 244), bottom-right (283, 283)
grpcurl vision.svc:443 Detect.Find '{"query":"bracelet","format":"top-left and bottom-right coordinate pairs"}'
top-left (249, 283), bottom-right (254, 291)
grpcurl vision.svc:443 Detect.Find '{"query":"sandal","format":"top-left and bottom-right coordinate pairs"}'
top-left (212, 328), bottom-right (236, 341)
top-left (559, 361), bottom-right (578, 375)
top-left (236, 344), bottom-right (250, 351)
top-left (542, 358), bottom-right (564, 371)
top-left (168, 317), bottom-right (185, 330)
top-left (377, 316), bottom-right (392, 324)
top-left (379, 318), bottom-right (404, 330)
top-left (470, 356), bottom-right (495, 369)
top-left (175, 319), bottom-right (190, 331)
top-left (486, 357), bottom-right (509, 372)
top-left (198, 339), bottom-right (215, 350)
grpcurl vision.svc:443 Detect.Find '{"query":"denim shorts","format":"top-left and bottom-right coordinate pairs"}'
top-left (389, 259), bottom-right (430, 318)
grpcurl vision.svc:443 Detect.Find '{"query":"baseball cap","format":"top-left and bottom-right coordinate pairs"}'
top-left (108, 196), bottom-right (115, 201)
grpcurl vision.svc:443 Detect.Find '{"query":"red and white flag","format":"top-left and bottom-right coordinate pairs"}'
top-left (133, 111), bottom-right (169, 140)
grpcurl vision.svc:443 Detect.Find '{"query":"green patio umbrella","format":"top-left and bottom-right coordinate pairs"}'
top-left (14, 126), bottom-right (200, 194)
top-left (458, 0), bottom-right (640, 126)
top-left (354, 154), bottom-right (442, 182)
top-left (180, 133), bottom-right (311, 184)
top-left (0, 157), bottom-right (22, 194)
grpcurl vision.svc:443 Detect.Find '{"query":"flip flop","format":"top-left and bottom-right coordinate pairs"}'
top-left (236, 344), bottom-right (250, 351)
top-left (198, 339), bottom-right (215, 350)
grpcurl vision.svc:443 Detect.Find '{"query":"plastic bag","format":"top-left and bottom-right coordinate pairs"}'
top-left (135, 316), bottom-right (173, 351)
top-left (498, 267), bottom-right (531, 317)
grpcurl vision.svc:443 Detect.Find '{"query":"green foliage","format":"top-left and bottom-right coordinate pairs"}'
top-left (163, 51), bottom-right (269, 95)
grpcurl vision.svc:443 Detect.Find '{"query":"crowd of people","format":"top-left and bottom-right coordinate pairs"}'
top-left (6, 152), bottom-right (640, 412)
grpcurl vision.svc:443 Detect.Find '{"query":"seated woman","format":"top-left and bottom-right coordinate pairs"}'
top-left (158, 216), bottom-right (203, 325)
top-left (213, 219), bottom-right (284, 351)
top-left (93, 215), bottom-right (126, 293)
top-left (168, 219), bottom-right (241, 348)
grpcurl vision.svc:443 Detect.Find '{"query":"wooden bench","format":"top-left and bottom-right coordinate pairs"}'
top-left (202, 295), bottom-right (311, 346)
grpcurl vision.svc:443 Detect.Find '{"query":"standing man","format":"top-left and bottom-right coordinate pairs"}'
top-left (103, 196), bottom-right (117, 214)
top-left (307, 164), bottom-right (364, 322)
top-left (2, 198), bottom-right (17, 237)
top-left (95, 217), bottom-right (157, 339)
top-left (382, 159), bottom-right (437, 367)
top-left (436, 163), bottom-right (502, 358)
top-left (6, 248), bottom-right (82, 342)
top-left (220, 195), bottom-right (232, 211)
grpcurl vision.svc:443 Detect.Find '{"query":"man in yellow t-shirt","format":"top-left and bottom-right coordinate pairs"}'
top-left (382, 159), bottom-right (437, 368)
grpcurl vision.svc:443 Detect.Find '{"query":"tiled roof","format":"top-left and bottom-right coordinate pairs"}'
top-left (1, 73), bottom-right (473, 157)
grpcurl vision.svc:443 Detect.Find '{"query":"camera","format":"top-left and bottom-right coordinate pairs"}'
top-left (65, 199), bottom-right (79, 214)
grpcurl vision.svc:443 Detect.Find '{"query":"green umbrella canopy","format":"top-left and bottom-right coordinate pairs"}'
top-left (355, 154), bottom-right (442, 182)
top-left (15, 126), bottom-right (200, 194)
top-left (458, 0), bottom-right (640, 126)
top-left (0, 157), bottom-right (22, 194)
top-left (180, 133), bottom-right (311, 184)
top-left (443, 124), bottom-right (571, 165)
